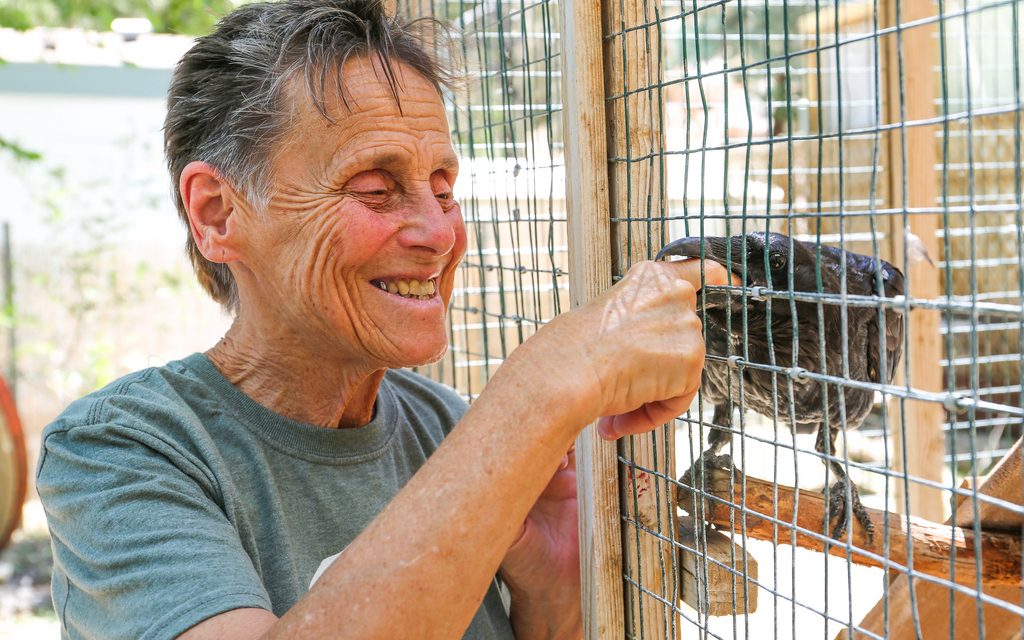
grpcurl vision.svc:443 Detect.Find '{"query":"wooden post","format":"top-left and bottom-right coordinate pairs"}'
top-left (840, 439), bottom-right (1024, 639)
top-left (601, 1), bottom-right (679, 638)
top-left (882, 0), bottom-right (947, 523)
top-left (560, 2), bottom-right (625, 639)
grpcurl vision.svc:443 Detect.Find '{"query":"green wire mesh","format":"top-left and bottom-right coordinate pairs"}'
top-left (406, 0), bottom-right (568, 399)
top-left (404, 0), bottom-right (1024, 637)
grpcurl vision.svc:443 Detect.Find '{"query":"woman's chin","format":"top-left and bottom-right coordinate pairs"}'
top-left (378, 335), bottom-right (449, 370)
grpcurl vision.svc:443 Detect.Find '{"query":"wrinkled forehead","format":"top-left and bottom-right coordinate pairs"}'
top-left (276, 56), bottom-right (456, 169)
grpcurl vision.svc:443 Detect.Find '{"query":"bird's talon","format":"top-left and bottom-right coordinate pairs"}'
top-left (824, 479), bottom-right (874, 544)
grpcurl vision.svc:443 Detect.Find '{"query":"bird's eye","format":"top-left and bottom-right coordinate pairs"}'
top-left (769, 252), bottom-right (786, 270)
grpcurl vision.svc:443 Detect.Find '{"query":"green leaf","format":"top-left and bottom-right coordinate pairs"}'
top-left (0, 137), bottom-right (42, 162)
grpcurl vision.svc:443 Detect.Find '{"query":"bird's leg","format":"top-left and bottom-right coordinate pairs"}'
top-left (815, 424), bottom-right (874, 542)
top-left (681, 404), bottom-right (736, 484)
top-left (678, 404), bottom-right (737, 517)
top-left (703, 403), bottom-right (734, 460)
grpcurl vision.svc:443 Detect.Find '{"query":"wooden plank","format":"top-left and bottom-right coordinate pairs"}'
top-left (559, 2), bottom-right (625, 639)
top-left (601, 0), bottom-right (678, 638)
top-left (954, 439), bottom-right (1024, 531)
top-left (883, 0), bottom-right (946, 524)
top-left (678, 461), bottom-right (1022, 587)
top-left (840, 439), bottom-right (1024, 640)
top-left (677, 517), bottom-right (759, 617)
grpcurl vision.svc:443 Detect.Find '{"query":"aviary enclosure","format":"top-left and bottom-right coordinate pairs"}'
top-left (398, 0), bottom-right (1024, 637)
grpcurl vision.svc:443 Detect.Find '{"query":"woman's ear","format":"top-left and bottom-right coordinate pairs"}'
top-left (179, 161), bottom-right (244, 264)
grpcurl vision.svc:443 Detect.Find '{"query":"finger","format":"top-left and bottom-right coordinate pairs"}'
top-left (597, 408), bottom-right (660, 440)
top-left (641, 391), bottom-right (700, 427)
top-left (563, 447), bottom-right (577, 471)
top-left (664, 256), bottom-right (736, 289)
top-left (540, 460), bottom-right (578, 500)
top-left (597, 410), bottom-right (654, 440)
top-left (597, 391), bottom-right (700, 441)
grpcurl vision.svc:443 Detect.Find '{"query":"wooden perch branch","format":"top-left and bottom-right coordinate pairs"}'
top-left (677, 462), bottom-right (1022, 587)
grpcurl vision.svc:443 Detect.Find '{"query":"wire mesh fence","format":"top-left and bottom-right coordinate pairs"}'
top-left (403, 0), bottom-right (569, 402)
top-left (403, 0), bottom-right (1024, 637)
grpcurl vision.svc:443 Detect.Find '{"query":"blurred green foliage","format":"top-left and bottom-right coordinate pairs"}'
top-left (0, 0), bottom-right (242, 35)
top-left (0, 138), bottom-right (40, 163)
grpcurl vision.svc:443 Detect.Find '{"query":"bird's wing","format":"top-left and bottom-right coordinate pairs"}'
top-left (819, 249), bottom-right (906, 385)
top-left (886, 307), bottom-right (905, 383)
top-left (861, 260), bottom-right (906, 384)
top-left (881, 262), bottom-right (906, 384)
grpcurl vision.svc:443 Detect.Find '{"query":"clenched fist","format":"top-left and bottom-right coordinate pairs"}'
top-left (517, 258), bottom-right (732, 440)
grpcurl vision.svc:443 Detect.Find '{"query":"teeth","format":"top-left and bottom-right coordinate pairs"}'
top-left (376, 278), bottom-right (436, 299)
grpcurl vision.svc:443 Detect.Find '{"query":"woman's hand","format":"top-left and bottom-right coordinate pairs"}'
top-left (525, 258), bottom-right (731, 440)
top-left (499, 447), bottom-right (581, 640)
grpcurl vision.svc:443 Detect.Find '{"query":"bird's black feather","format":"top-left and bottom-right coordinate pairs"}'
top-left (658, 231), bottom-right (906, 540)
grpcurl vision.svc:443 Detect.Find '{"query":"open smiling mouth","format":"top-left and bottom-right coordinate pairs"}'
top-left (370, 277), bottom-right (437, 301)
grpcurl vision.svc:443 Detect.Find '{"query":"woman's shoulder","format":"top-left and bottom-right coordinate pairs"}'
top-left (43, 353), bottom-right (216, 441)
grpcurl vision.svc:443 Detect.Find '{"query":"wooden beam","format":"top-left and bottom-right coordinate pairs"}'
top-left (841, 439), bottom-right (1024, 640)
top-left (559, 2), bottom-right (624, 639)
top-left (677, 517), bottom-right (759, 617)
top-left (678, 461), bottom-right (1022, 588)
top-left (883, 0), bottom-right (946, 524)
top-left (601, 0), bottom-right (678, 638)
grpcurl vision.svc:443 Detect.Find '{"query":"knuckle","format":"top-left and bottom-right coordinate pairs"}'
top-left (632, 260), bottom-right (656, 275)
top-left (679, 280), bottom-right (698, 306)
top-left (681, 310), bottom-right (703, 332)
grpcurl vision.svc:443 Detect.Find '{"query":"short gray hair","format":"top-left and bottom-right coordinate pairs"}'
top-left (164, 0), bottom-right (456, 312)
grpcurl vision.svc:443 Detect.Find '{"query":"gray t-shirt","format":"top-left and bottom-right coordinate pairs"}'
top-left (37, 353), bottom-right (515, 640)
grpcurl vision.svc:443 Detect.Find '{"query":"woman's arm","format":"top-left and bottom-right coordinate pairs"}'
top-left (182, 258), bottom-right (726, 639)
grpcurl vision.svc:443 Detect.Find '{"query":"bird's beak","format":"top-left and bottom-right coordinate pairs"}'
top-left (655, 236), bottom-right (706, 262)
top-left (656, 236), bottom-right (738, 308)
top-left (656, 236), bottom-right (738, 272)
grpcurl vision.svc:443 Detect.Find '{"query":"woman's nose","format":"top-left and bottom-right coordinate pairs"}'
top-left (396, 188), bottom-right (458, 256)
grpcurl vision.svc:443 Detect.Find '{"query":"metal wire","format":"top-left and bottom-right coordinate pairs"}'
top-left (405, 0), bottom-right (568, 401)
top-left (409, 0), bottom-right (1024, 638)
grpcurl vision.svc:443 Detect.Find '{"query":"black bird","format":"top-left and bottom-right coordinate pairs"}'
top-left (658, 232), bottom-right (905, 540)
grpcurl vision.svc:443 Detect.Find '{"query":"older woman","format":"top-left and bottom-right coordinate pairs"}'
top-left (36, 1), bottom-right (725, 638)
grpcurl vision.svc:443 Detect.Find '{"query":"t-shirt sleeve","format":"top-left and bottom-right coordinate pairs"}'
top-left (37, 421), bottom-right (272, 640)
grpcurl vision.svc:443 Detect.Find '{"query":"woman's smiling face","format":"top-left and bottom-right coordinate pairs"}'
top-left (236, 56), bottom-right (466, 369)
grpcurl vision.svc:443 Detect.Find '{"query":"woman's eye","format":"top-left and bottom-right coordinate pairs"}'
top-left (431, 171), bottom-right (456, 208)
top-left (344, 171), bottom-right (393, 198)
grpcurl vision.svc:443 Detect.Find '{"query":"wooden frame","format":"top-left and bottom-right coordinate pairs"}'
top-left (881, 0), bottom-right (947, 525)
top-left (562, 0), bottom-right (680, 638)
top-left (559, 2), bottom-right (626, 639)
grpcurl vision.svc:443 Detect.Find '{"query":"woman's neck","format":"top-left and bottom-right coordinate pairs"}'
top-left (205, 321), bottom-right (386, 429)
